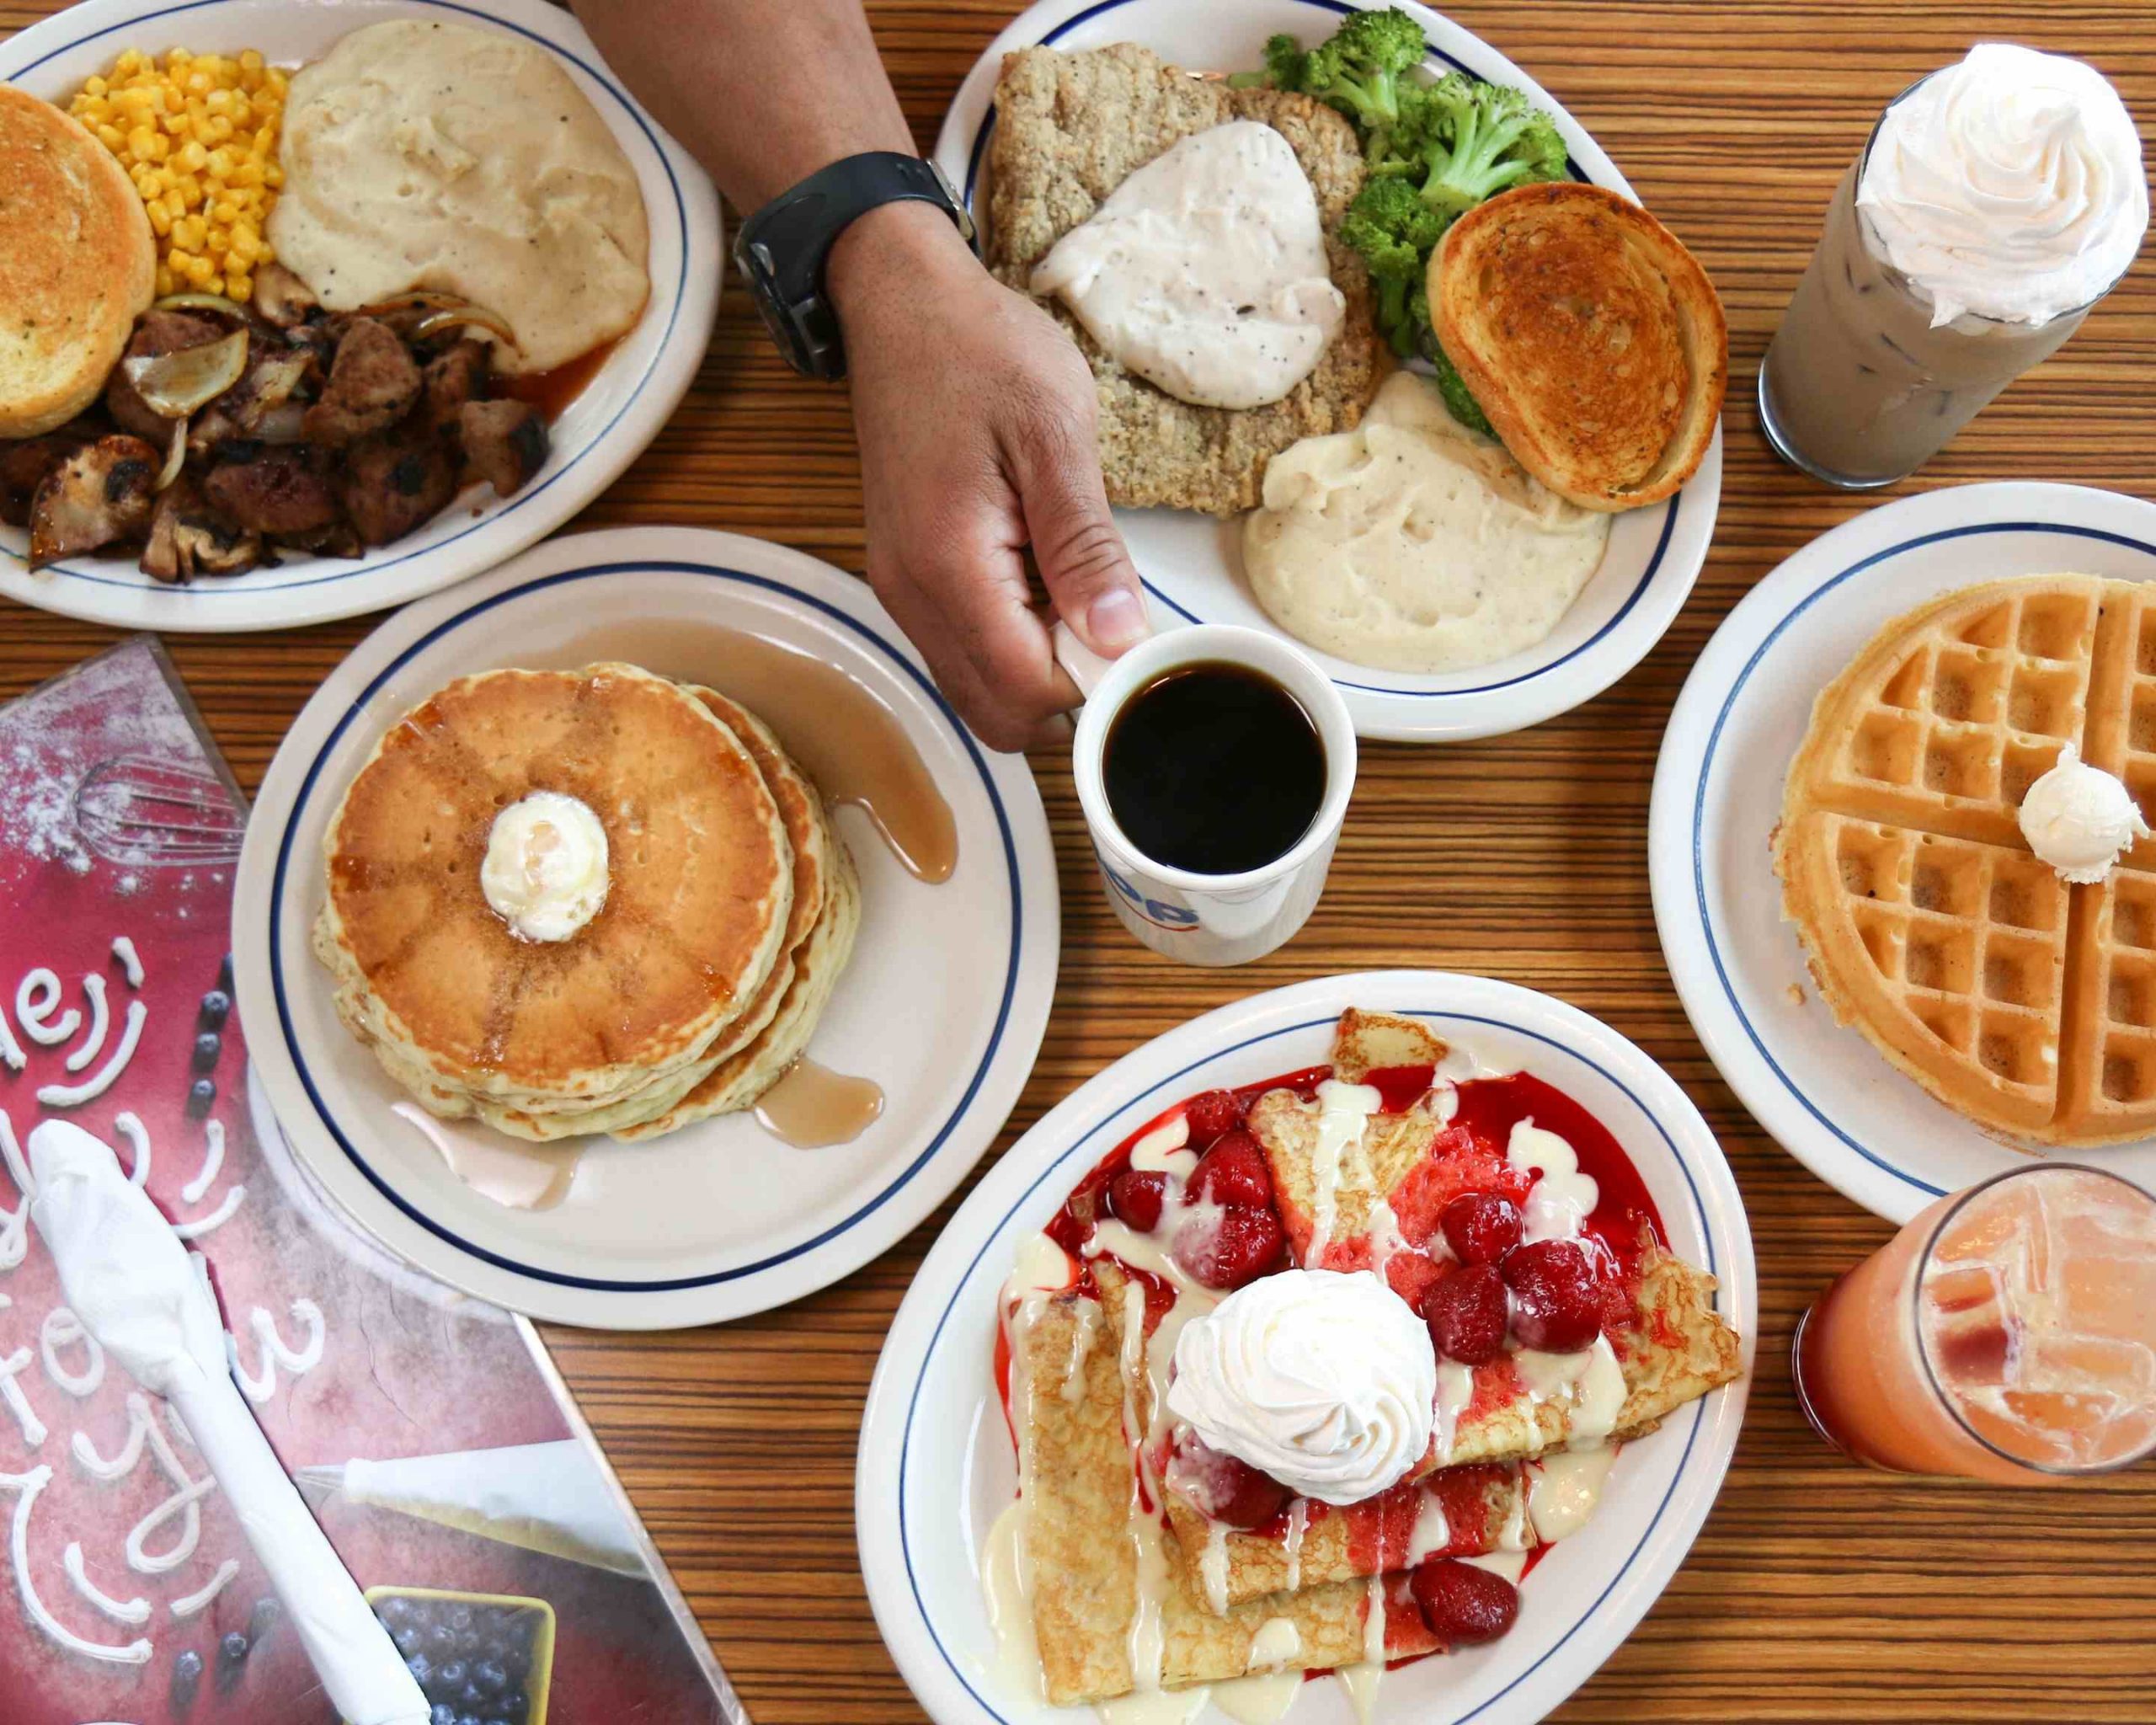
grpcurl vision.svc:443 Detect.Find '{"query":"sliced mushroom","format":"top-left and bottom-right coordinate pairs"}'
top-left (302, 318), bottom-right (421, 446)
top-left (457, 399), bottom-right (549, 498)
top-left (28, 436), bottom-right (161, 568)
top-left (140, 479), bottom-right (262, 582)
top-left (0, 438), bottom-right (78, 528)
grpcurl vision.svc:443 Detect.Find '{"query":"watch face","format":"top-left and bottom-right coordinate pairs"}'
top-left (734, 233), bottom-right (810, 374)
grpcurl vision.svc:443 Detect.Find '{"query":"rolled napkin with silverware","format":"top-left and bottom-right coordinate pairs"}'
top-left (27, 1119), bottom-right (430, 1725)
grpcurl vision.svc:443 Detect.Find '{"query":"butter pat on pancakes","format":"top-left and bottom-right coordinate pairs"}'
top-left (270, 19), bottom-right (649, 374)
top-left (1028, 120), bottom-right (1344, 410)
top-left (481, 791), bottom-right (609, 943)
top-left (1244, 371), bottom-right (1609, 672)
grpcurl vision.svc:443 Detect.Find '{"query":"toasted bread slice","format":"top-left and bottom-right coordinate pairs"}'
top-left (0, 88), bottom-right (156, 439)
top-left (988, 44), bottom-right (1382, 516)
top-left (1432, 182), bottom-right (1724, 511)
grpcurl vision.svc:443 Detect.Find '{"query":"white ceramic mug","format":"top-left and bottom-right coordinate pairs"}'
top-left (1058, 622), bottom-right (1356, 966)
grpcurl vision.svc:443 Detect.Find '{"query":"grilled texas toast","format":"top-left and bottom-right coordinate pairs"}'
top-left (1432, 182), bottom-right (1725, 512)
top-left (987, 43), bottom-right (1382, 516)
top-left (0, 88), bottom-right (157, 438)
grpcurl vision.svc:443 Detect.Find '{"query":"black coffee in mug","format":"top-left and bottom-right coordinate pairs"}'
top-left (1102, 661), bottom-right (1326, 876)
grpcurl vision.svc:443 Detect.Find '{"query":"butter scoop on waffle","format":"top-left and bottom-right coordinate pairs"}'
top-left (1774, 574), bottom-right (2156, 1145)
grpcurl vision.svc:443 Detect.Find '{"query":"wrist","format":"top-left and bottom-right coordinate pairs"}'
top-left (827, 198), bottom-right (981, 329)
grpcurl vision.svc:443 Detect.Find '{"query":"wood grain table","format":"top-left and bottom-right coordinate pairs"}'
top-left (7, 3), bottom-right (2156, 1719)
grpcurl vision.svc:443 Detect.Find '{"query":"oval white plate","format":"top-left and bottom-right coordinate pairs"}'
top-left (932, 0), bottom-right (1721, 743)
top-left (1651, 482), bottom-right (2156, 1224)
top-left (233, 527), bottom-right (1059, 1328)
top-left (0, 0), bottom-right (719, 633)
top-left (858, 969), bottom-right (1753, 1725)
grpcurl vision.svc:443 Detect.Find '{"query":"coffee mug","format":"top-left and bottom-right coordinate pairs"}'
top-left (1057, 622), bottom-right (1357, 966)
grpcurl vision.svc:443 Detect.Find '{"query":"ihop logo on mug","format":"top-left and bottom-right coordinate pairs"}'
top-left (1097, 854), bottom-right (1199, 931)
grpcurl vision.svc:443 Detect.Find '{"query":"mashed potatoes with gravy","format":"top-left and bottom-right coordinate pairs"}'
top-left (270, 19), bottom-right (648, 375)
top-left (1245, 371), bottom-right (1609, 673)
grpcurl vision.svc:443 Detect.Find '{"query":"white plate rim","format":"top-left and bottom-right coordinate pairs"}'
top-left (1648, 480), bottom-right (2156, 1224)
top-left (232, 525), bottom-right (1061, 1328)
top-left (928, 0), bottom-right (1722, 743)
top-left (0, 0), bottom-right (721, 633)
top-left (857, 967), bottom-right (1755, 1725)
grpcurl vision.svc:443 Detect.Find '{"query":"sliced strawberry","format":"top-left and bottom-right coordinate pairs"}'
top-left (1503, 1239), bottom-right (1604, 1354)
top-left (1106, 1169), bottom-right (1169, 1233)
top-left (1182, 1089), bottom-right (1243, 1146)
top-left (1440, 1193), bottom-right (1524, 1266)
top-left (1188, 1130), bottom-right (1272, 1209)
top-left (1409, 1557), bottom-right (1518, 1646)
top-left (1166, 1431), bottom-right (1293, 1529)
top-left (1422, 1263), bottom-right (1508, 1365)
top-left (1174, 1205), bottom-right (1286, 1290)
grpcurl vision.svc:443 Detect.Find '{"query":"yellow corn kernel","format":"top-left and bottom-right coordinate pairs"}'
top-left (163, 187), bottom-right (187, 220)
top-left (238, 49), bottom-right (264, 72)
top-left (125, 123), bottom-right (156, 158)
top-left (231, 158), bottom-right (264, 189)
top-left (226, 274), bottom-right (253, 305)
top-left (173, 214), bottom-right (206, 250)
top-left (154, 265), bottom-right (177, 298)
top-left (264, 163), bottom-right (283, 190)
top-left (210, 198), bottom-right (238, 226)
top-left (174, 138), bottom-right (206, 172)
top-left (146, 201), bottom-right (172, 238)
top-left (206, 147), bottom-right (235, 179)
top-left (147, 131), bottom-right (170, 161)
top-left (186, 254), bottom-right (216, 286)
top-left (207, 116), bottom-right (233, 142)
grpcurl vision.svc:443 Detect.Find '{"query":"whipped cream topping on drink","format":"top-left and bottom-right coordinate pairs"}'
top-left (480, 791), bottom-right (610, 942)
top-left (1858, 43), bottom-right (2148, 327)
top-left (2017, 743), bottom-right (2151, 883)
top-left (1166, 1267), bottom-right (1436, 1505)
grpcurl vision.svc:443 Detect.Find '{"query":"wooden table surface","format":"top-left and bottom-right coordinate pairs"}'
top-left (7, 2), bottom-right (2156, 1719)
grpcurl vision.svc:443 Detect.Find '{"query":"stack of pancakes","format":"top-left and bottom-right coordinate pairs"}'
top-left (313, 662), bottom-right (859, 1142)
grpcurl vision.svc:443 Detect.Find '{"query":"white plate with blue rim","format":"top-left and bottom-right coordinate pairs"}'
top-left (232, 526), bottom-right (1059, 1328)
top-left (857, 969), bottom-right (1753, 1725)
top-left (931, 0), bottom-right (1721, 744)
top-left (1651, 481), bottom-right (2156, 1224)
top-left (0, 0), bottom-right (719, 633)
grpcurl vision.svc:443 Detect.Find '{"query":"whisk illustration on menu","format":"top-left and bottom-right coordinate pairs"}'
top-left (71, 754), bottom-right (247, 868)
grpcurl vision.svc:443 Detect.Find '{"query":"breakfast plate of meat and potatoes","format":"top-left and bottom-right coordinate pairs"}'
top-left (934, 0), bottom-right (1726, 742)
top-left (0, 0), bottom-right (719, 632)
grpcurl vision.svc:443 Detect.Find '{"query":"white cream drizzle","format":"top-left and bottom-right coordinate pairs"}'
top-left (63, 976), bottom-right (109, 1074)
top-left (0, 996), bottom-right (22, 1071)
top-left (39, 1307), bottom-right (104, 1398)
top-left (1211, 1666), bottom-right (1302, 1725)
top-left (171, 1183), bottom-right (245, 1241)
top-left (72, 1393), bottom-right (156, 1481)
top-left (1127, 1114), bottom-right (1194, 1175)
top-left (111, 1112), bottom-right (150, 1188)
top-left (1406, 1482), bottom-right (1452, 1563)
top-left (1198, 1520), bottom-right (1230, 1615)
top-left (0, 1130), bottom-right (24, 1271)
top-left (1062, 1299), bottom-right (1101, 1405)
top-left (1432, 1359), bottom-right (1476, 1466)
top-left (180, 1122), bottom-right (225, 1207)
top-left (1283, 1498), bottom-right (1307, 1592)
top-left (110, 937), bottom-right (144, 990)
top-left (1460, 1547), bottom-right (1529, 1584)
top-left (37, 1000), bottom-right (146, 1108)
top-left (0, 1348), bottom-right (47, 1447)
top-left (1246, 1616), bottom-right (1300, 1669)
top-left (1529, 1445), bottom-right (1618, 1544)
top-left (0, 1466), bottom-right (153, 1665)
top-left (227, 1300), bottom-right (325, 1405)
top-left (63, 1541), bottom-right (150, 1625)
top-left (980, 1498), bottom-right (1046, 1705)
top-left (1507, 1118), bottom-right (1598, 1245)
top-left (1112, 1279), bottom-right (1173, 1704)
top-left (168, 1557), bottom-right (240, 1620)
top-left (17, 969), bottom-right (78, 1046)
top-left (126, 1471), bottom-right (216, 1575)
top-left (1305, 1081), bottom-right (1380, 1265)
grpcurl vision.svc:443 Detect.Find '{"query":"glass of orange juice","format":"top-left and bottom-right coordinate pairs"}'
top-left (1794, 1164), bottom-right (2156, 1482)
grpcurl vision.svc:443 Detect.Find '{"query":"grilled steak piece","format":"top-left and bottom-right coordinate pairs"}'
top-left (422, 340), bottom-right (491, 430)
top-left (1, 437), bottom-right (78, 526)
top-left (104, 311), bottom-right (232, 442)
top-left (140, 478), bottom-right (261, 581)
top-left (302, 318), bottom-right (421, 446)
top-left (458, 398), bottom-right (548, 496)
top-left (28, 435), bottom-right (160, 566)
top-left (341, 423), bottom-right (456, 546)
top-left (203, 446), bottom-right (341, 537)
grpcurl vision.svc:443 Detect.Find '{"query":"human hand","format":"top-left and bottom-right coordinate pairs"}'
top-left (829, 202), bottom-right (1148, 751)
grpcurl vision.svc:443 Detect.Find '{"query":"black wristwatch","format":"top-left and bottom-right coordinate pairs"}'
top-left (734, 152), bottom-right (976, 380)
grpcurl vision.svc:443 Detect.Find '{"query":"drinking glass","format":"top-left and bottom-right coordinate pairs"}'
top-left (1793, 1163), bottom-right (2156, 1482)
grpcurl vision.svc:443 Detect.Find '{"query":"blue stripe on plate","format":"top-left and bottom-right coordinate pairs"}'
top-left (1691, 520), bottom-right (2156, 1200)
top-left (268, 559), bottom-right (1023, 1293)
top-left (6, 0), bottom-right (689, 597)
top-left (899, 1008), bottom-right (1721, 1723)
top-left (957, 0), bottom-right (1673, 701)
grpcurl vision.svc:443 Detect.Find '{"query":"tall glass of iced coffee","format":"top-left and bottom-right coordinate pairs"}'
top-left (1760, 43), bottom-right (2147, 489)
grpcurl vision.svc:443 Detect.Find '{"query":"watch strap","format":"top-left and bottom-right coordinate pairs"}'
top-left (733, 152), bottom-right (976, 379)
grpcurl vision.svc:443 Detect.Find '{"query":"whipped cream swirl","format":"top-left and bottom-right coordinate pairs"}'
top-left (1858, 43), bottom-right (2148, 327)
top-left (1166, 1268), bottom-right (1435, 1507)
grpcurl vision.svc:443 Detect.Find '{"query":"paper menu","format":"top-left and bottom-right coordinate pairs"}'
top-left (0, 638), bottom-right (744, 1725)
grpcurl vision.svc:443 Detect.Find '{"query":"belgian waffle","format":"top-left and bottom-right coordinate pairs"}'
top-left (1775, 575), bottom-right (2156, 1145)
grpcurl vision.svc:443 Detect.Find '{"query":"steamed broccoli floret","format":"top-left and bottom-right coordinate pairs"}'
top-left (1292, 8), bottom-right (1428, 131)
top-left (1406, 72), bottom-right (1568, 218)
top-left (1227, 32), bottom-right (1308, 90)
top-left (1339, 177), bottom-right (1445, 355)
top-left (1413, 296), bottom-right (1495, 437)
